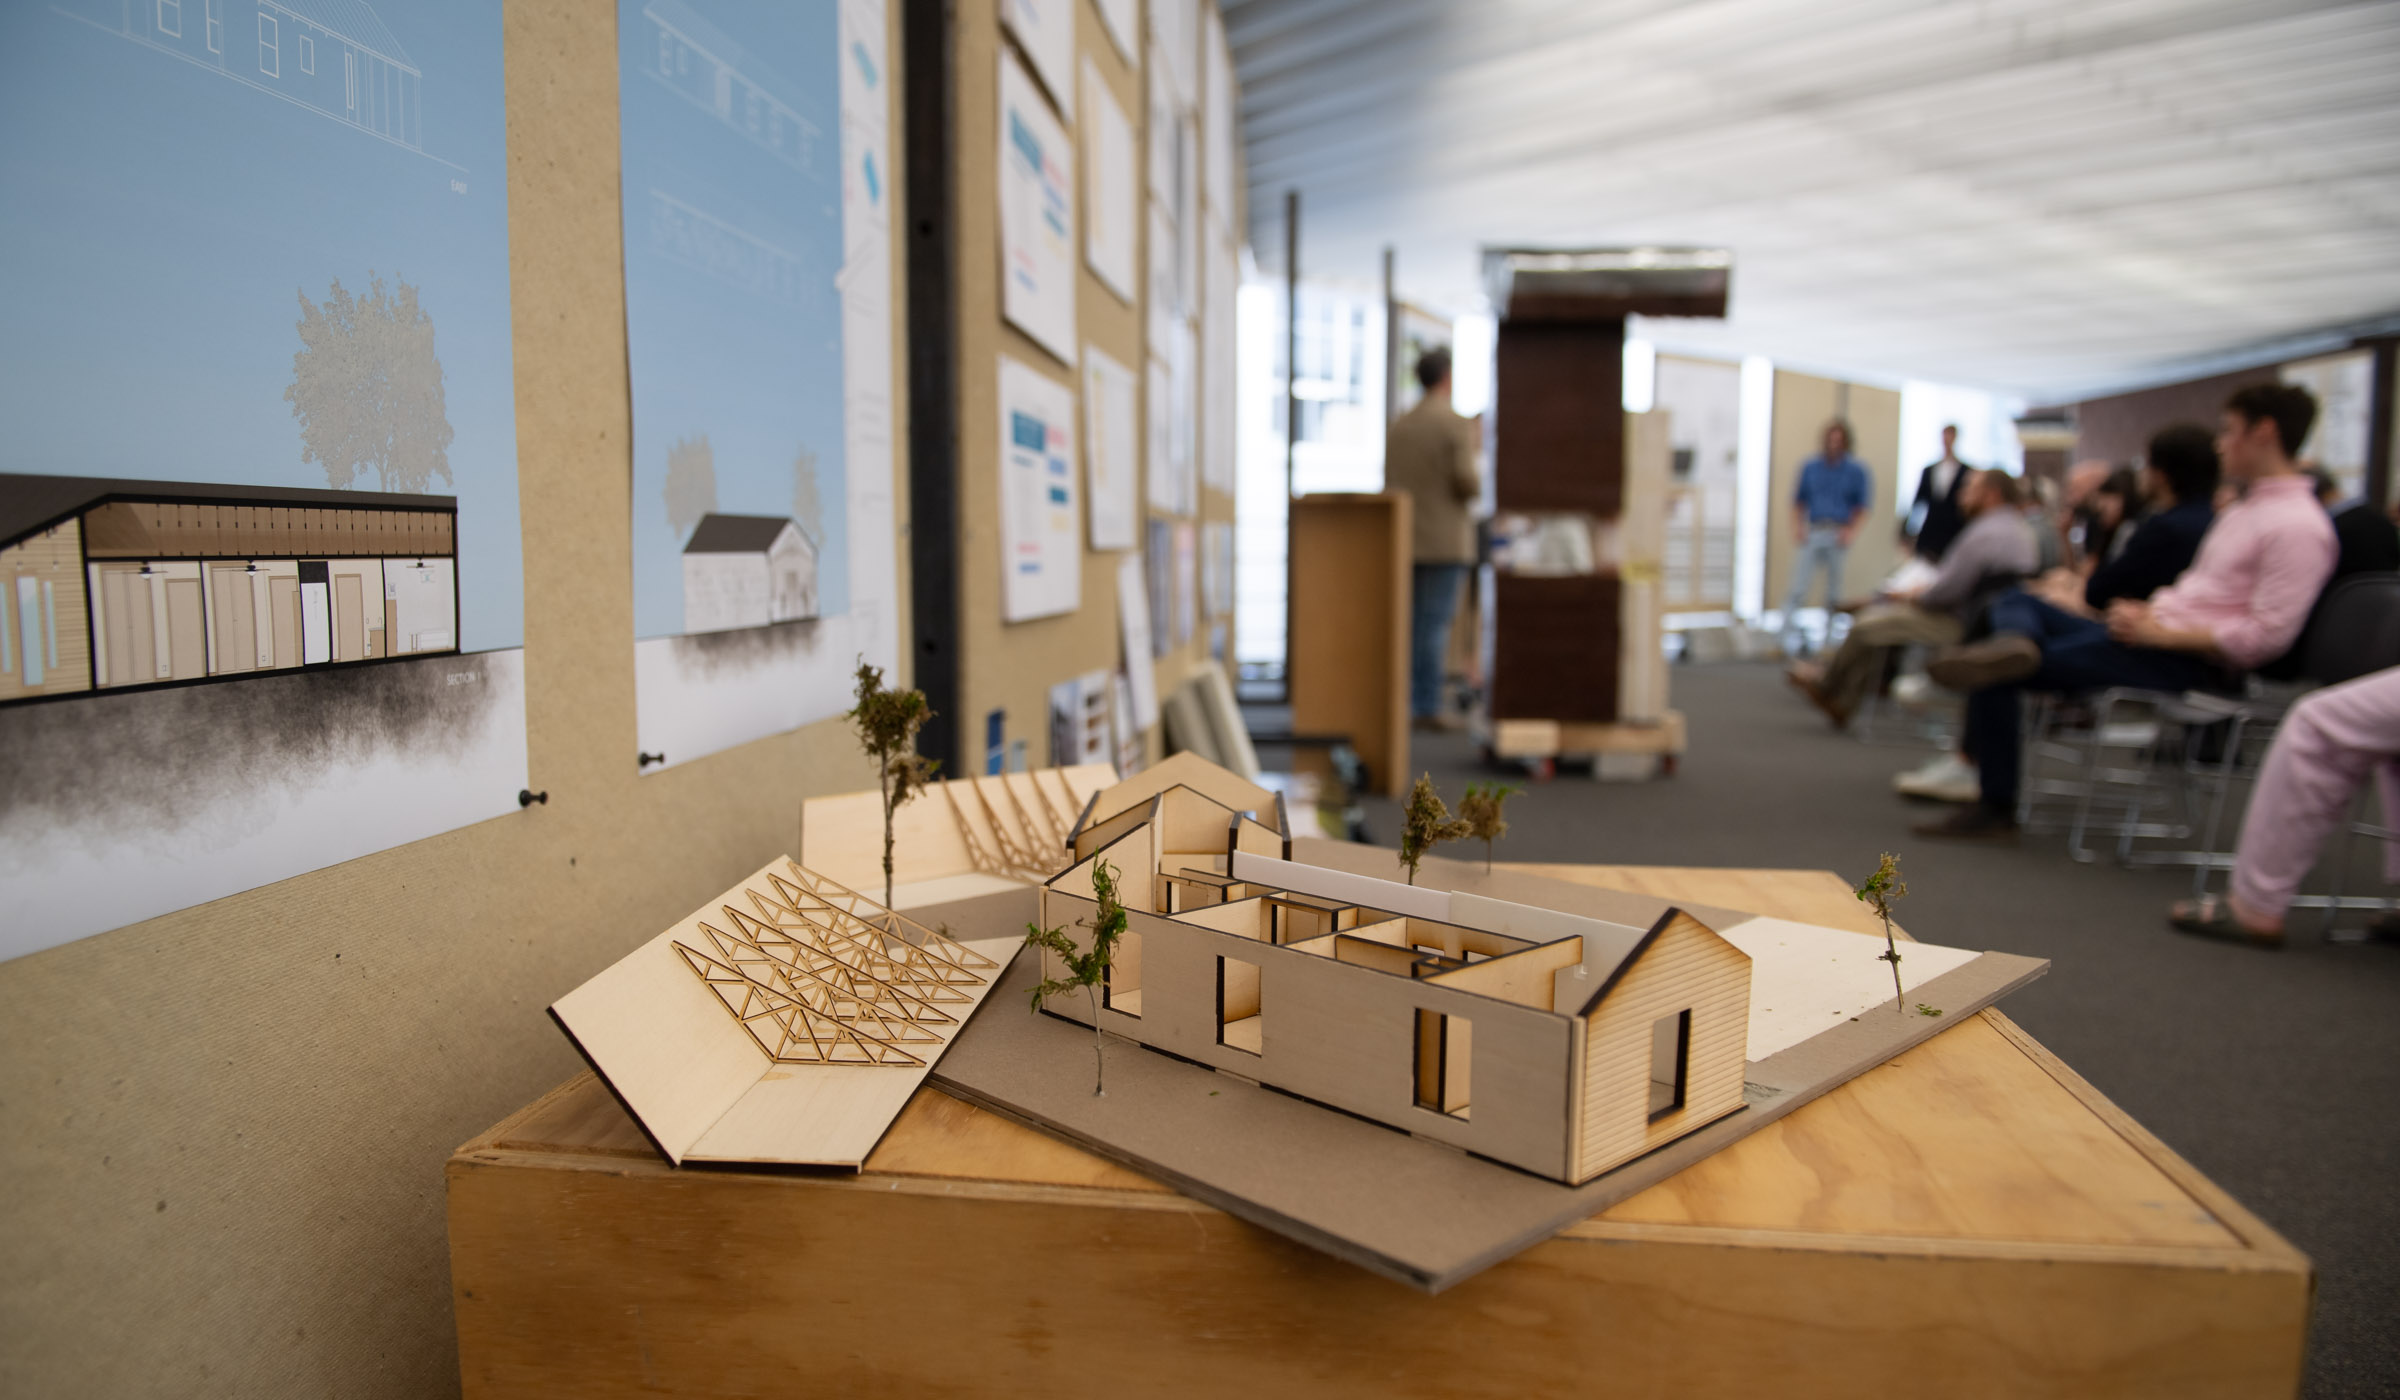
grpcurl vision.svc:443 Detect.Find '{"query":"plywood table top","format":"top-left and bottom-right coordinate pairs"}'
top-left (451, 865), bottom-right (2311, 1400)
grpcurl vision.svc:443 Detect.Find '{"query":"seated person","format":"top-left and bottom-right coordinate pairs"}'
top-left (2170, 665), bottom-right (2400, 948)
top-left (1916, 383), bottom-right (2339, 838)
top-left (2026, 423), bottom-right (2219, 616)
top-left (2068, 466), bottom-right (2142, 571)
top-left (1788, 469), bottom-right (2035, 728)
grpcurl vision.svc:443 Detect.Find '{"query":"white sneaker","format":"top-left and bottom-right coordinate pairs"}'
top-left (1894, 752), bottom-right (1979, 803)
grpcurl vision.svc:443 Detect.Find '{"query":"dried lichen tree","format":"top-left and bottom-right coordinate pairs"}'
top-left (1853, 852), bottom-right (1910, 1012)
top-left (1455, 782), bottom-right (1522, 873)
top-left (846, 660), bottom-right (939, 909)
top-left (1399, 773), bottom-right (1471, 886)
top-left (1025, 859), bottom-right (1129, 1095)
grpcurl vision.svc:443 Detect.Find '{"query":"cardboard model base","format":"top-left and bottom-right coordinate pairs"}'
top-left (922, 850), bottom-right (2047, 1292)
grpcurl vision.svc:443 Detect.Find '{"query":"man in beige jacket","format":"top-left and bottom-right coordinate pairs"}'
top-left (1384, 348), bottom-right (1483, 728)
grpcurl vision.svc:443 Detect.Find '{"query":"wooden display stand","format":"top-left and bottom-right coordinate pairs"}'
top-left (448, 864), bottom-right (2309, 1399)
top-left (1288, 492), bottom-right (1410, 797)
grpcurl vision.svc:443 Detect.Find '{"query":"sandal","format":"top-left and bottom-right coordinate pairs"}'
top-left (2168, 896), bottom-right (2284, 949)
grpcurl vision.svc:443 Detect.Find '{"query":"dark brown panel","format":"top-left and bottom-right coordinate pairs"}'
top-left (1494, 321), bottom-right (1624, 515)
top-left (1504, 290), bottom-right (1728, 322)
top-left (1490, 574), bottom-right (1620, 722)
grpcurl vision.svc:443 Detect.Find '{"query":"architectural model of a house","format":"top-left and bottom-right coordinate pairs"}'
top-left (0, 475), bottom-right (459, 706)
top-left (1034, 754), bottom-right (1752, 1186)
top-left (681, 513), bottom-right (819, 633)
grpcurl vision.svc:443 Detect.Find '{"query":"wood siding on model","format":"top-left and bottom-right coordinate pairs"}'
top-left (1576, 912), bottom-right (1750, 1182)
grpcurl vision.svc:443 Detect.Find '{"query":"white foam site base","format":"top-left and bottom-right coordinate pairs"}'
top-left (1715, 916), bottom-right (1981, 1059)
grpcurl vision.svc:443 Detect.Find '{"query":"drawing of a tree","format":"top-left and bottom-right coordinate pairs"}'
top-left (286, 273), bottom-right (456, 494)
top-left (664, 433), bottom-right (718, 541)
top-left (792, 444), bottom-right (824, 547)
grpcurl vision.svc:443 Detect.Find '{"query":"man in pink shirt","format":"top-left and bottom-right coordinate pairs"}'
top-left (1916, 383), bottom-right (2338, 838)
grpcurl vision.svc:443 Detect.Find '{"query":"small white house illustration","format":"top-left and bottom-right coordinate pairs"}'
top-left (681, 513), bottom-right (819, 634)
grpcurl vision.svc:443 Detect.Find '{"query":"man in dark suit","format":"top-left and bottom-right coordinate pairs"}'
top-left (1904, 424), bottom-right (1972, 562)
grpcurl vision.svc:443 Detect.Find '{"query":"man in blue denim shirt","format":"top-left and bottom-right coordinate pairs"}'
top-left (1780, 420), bottom-right (1872, 651)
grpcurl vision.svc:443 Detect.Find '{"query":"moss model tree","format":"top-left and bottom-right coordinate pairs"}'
top-left (1853, 852), bottom-right (1909, 1012)
top-left (1455, 782), bottom-right (1522, 873)
top-left (846, 660), bottom-right (938, 909)
top-left (1025, 859), bottom-right (1129, 1095)
top-left (1399, 774), bottom-right (1470, 886)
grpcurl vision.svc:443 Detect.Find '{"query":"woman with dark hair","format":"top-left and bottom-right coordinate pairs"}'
top-left (2073, 466), bottom-right (2143, 569)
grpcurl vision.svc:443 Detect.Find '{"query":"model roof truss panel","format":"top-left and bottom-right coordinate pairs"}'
top-left (549, 858), bottom-right (1011, 1168)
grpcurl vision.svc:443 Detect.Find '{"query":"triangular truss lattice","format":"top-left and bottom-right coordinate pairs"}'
top-left (673, 863), bottom-right (1001, 1067)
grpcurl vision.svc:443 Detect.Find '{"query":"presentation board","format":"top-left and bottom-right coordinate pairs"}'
top-left (1080, 58), bottom-right (1138, 306)
top-left (997, 48), bottom-right (1077, 367)
top-left (621, 0), bottom-right (900, 772)
top-left (998, 356), bottom-right (1082, 622)
top-left (1083, 346), bottom-right (1140, 551)
top-left (0, 0), bottom-right (526, 957)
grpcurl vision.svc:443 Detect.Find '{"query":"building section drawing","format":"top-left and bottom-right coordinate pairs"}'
top-left (1035, 755), bottom-right (1753, 1185)
top-left (681, 512), bottom-right (819, 634)
top-left (58, 0), bottom-right (438, 160)
top-left (0, 476), bottom-right (458, 706)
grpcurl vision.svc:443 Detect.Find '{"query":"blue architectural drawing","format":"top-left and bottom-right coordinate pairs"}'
top-left (55, 0), bottom-right (436, 157)
top-left (621, 0), bottom-right (847, 643)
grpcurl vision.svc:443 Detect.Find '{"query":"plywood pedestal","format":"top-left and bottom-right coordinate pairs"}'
top-left (447, 866), bottom-right (2308, 1400)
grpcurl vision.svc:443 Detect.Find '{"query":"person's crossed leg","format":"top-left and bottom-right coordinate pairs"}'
top-left (1917, 591), bottom-right (2216, 839)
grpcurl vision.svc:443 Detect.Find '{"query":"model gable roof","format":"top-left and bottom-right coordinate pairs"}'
top-left (683, 513), bottom-right (799, 555)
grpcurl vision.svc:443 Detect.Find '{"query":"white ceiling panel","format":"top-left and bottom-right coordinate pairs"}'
top-left (1225, 0), bottom-right (2400, 399)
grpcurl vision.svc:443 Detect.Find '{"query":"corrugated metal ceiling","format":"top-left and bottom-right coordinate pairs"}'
top-left (1225, 0), bottom-right (2400, 399)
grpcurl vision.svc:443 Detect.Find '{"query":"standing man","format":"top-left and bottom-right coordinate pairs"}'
top-left (1905, 424), bottom-right (1972, 562)
top-left (1780, 419), bottom-right (1872, 652)
top-left (1385, 347), bottom-right (1481, 730)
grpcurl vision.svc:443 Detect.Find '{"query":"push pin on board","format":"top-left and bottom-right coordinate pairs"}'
top-left (519, 789), bottom-right (549, 808)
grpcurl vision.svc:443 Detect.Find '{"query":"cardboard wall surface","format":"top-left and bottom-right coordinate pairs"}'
top-left (957, 1), bottom-right (1240, 775)
top-left (0, 4), bottom-right (910, 1396)
top-left (1761, 371), bottom-right (1903, 618)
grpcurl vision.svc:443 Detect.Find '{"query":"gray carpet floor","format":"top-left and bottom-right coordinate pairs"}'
top-left (1289, 660), bottom-right (2399, 1399)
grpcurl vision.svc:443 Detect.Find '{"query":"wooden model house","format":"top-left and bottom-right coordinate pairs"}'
top-left (1034, 756), bottom-right (1750, 1185)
